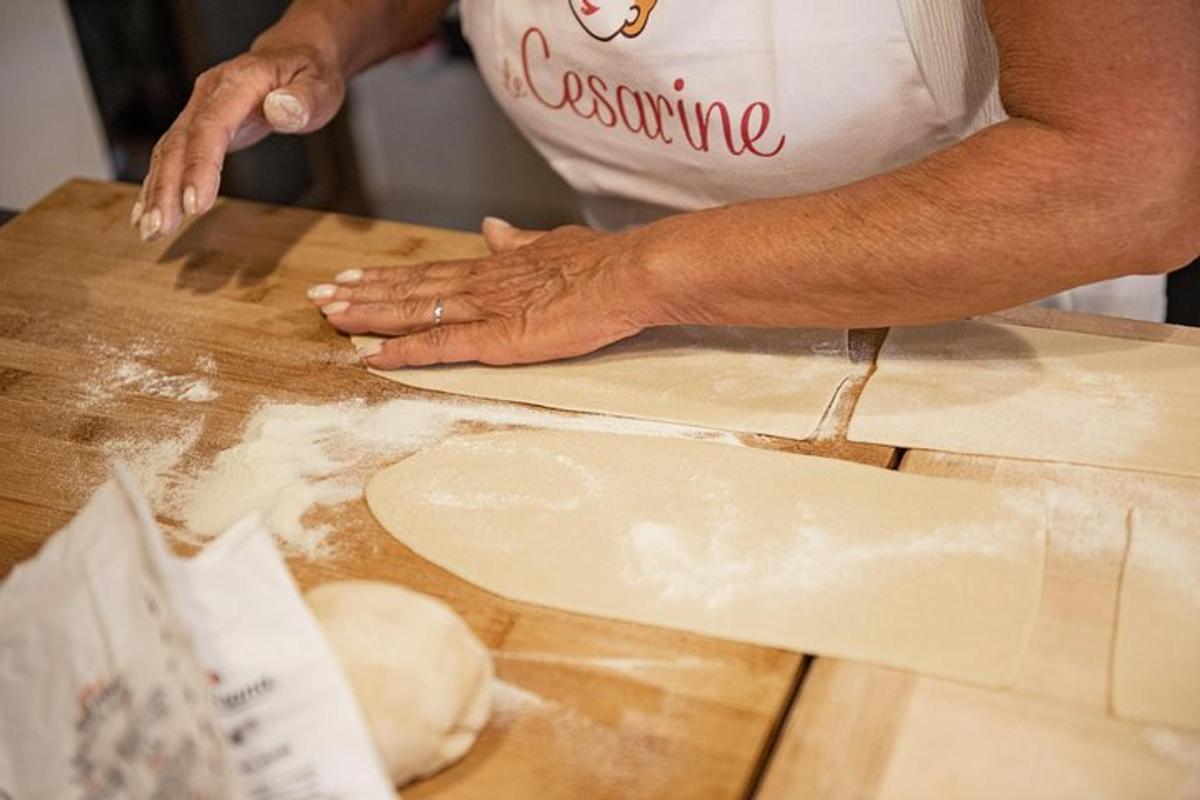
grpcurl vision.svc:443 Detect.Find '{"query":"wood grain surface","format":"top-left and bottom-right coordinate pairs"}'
top-left (4, 179), bottom-right (1196, 799)
top-left (759, 313), bottom-right (1200, 799)
top-left (0, 179), bottom-right (894, 799)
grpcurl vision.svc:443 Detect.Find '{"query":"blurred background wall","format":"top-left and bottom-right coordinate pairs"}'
top-left (0, 0), bottom-right (112, 209)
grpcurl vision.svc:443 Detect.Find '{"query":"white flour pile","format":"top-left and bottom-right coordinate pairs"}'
top-left (81, 338), bottom-right (219, 407)
top-left (490, 679), bottom-right (550, 723)
top-left (144, 395), bottom-right (739, 559)
top-left (102, 419), bottom-right (205, 510)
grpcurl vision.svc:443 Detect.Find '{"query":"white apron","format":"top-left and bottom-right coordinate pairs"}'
top-left (460, 0), bottom-right (1165, 321)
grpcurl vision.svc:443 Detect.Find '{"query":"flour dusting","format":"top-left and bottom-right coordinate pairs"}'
top-left (493, 651), bottom-right (714, 678)
top-left (490, 679), bottom-right (550, 723)
top-left (80, 337), bottom-right (219, 407)
top-left (621, 502), bottom-right (1035, 610)
top-left (488, 678), bottom-right (669, 793)
top-left (1130, 508), bottom-right (1200, 608)
top-left (111, 360), bottom-right (218, 402)
top-left (100, 419), bottom-right (204, 510)
top-left (160, 395), bottom-right (737, 558)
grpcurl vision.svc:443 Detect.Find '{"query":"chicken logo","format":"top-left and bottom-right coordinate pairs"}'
top-left (569, 0), bottom-right (658, 41)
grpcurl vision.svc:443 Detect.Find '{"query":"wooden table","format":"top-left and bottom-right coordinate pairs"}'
top-left (759, 309), bottom-right (1200, 799)
top-left (1, 180), bottom-right (1196, 798)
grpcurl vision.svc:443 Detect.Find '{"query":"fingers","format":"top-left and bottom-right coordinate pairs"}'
top-left (139, 128), bottom-right (186, 240)
top-left (362, 321), bottom-right (510, 367)
top-left (137, 72), bottom-right (267, 240)
top-left (482, 216), bottom-right (547, 253)
top-left (263, 90), bottom-right (310, 133)
top-left (263, 70), bottom-right (342, 134)
top-left (318, 294), bottom-right (481, 336)
top-left (177, 112), bottom-right (238, 222)
top-left (311, 272), bottom-right (463, 306)
top-left (133, 50), bottom-right (346, 241)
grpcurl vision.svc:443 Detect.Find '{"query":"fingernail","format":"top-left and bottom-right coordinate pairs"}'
top-left (307, 284), bottom-right (337, 300)
top-left (355, 339), bottom-right (382, 358)
top-left (335, 269), bottom-right (363, 284)
top-left (483, 215), bottom-right (513, 229)
top-left (182, 185), bottom-right (198, 216)
top-left (265, 91), bottom-right (308, 132)
top-left (130, 201), bottom-right (143, 227)
top-left (139, 208), bottom-right (162, 241)
top-left (320, 300), bottom-right (349, 315)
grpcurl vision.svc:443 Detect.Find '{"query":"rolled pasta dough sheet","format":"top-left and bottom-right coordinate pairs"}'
top-left (1113, 507), bottom-right (1200, 730)
top-left (354, 326), bottom-right (852, 440)
top-left (848, 321), bottom-right (1200, 478)
top-left (366, 430), bottom-right (1047, 688)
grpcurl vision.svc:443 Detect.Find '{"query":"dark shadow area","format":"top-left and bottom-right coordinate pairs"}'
top-left (67, 0), bottom-right (365, 214)
top-left (158, 202), bottom-right (319, 293)
top-left (1167, 257), bottom-right (1200, 327)
top-left (881, 320), bottom-right (1182, 364)
top-left (864, 319), bottom-right (1189, 417)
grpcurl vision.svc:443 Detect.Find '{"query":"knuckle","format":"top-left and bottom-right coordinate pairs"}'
top-left (424, 325), bottom-right (453, 349)
top-left (181, 155), bottom-right (220, 176)
top-left (191, 107), bottom-right (225, 129)
top-left (222, 55), bottom-right (255, 82)
top-left (193, 68), bottom-right (217, 92)
top-left (402, 297), bottom-right (431, 321)
top-left (152, 128), bottom-right (183, 156)
top-left (203, 57), bottom-right (261, 98)
top-left (386, 281), bottom-right (418, 305)
top-left (555, 224), bottom-right (592, 239)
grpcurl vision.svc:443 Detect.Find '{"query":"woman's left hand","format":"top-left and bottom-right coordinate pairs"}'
top-left (307, 217), bottom-right (659, 367)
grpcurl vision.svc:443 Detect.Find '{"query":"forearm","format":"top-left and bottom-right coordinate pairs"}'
top-left (253, 0), bottom-right (450, 78)
top-left (638, 119), bottom-right (1198, 330)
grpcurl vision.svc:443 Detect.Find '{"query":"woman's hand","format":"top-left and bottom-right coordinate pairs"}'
top-left (132, 43), bottom-right (345, 241)
top-left (308, 217), bottom-right (660, 367)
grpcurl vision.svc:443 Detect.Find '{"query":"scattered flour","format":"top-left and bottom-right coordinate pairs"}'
top-left (490, 679), bottom-right (550, 723)
top-left (1129, 508), bottom-right (1200, 608)
top-left (1142, 727), bottom-right (1200, 769)
top-left (100, 419), bottom-right (205, 510)
top-left (194, 353), bottom-right (217, 374)
top-left (487, 678), bottom-right (670, 794)
top-left (80, 337), bottom-right (219, 407)
top-left (492, 652), bottom-right (714, 678)
top-left (111, 360), bottom-right (218, 402)
top-left (620, 507), bottom-right (1034, 610)
top-left (168, 395), bottom-right (737, 559)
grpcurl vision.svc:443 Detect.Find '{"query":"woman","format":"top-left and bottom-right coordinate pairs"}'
top-left (133, 0), bottom-right (1199, 367)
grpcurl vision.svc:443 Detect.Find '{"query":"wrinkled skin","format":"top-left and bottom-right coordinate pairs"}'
top-left (309, 218), bottom-right (656, 367)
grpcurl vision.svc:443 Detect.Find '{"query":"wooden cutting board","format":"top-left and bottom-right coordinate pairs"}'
top-left (0, 179), bottom-right (893, 799)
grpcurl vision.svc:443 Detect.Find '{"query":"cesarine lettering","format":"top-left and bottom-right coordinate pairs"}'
top-left (519, 27), bottom-right (786, 158)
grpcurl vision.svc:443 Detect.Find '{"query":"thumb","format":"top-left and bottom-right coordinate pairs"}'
top-left (482, 216), bottom-right (546, 253)
top-left (263, 75), bottom-right (341, 134)
top-left (362, 322), bottom-right (509, 368)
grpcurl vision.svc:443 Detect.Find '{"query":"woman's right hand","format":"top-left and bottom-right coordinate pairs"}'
top-left (132, 43), bottom-right (345, 241)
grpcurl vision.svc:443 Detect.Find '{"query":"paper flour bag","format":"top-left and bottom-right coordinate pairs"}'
top-left (166, 513), bottom-right (393, 798)
top-left (0, 466), bottom-right (230, 798)
top-left (1, 466), bottom-right (393, 799)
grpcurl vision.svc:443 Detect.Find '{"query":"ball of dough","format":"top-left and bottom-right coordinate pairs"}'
top-left (305, 580), bottom-right (493, 786)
